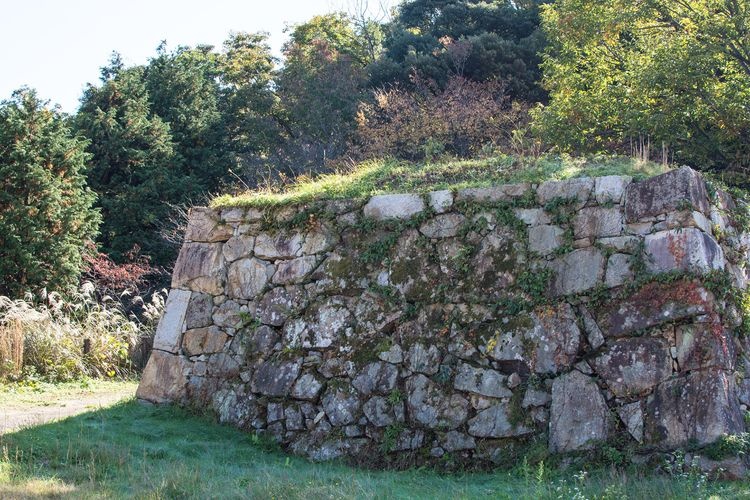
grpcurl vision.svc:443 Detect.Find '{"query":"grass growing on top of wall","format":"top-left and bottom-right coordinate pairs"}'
top-left (1, 384), bottom-right (748, 499)
top-left (211, 154), bottom-right (671, 209)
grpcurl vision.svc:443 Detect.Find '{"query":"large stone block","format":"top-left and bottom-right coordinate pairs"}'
top-left (254, 232), bottom-right (304, 260)
top-left (455, 184), bottom-right (531, 203)
top-left (528, 225), bottom-right (565, 256)
top-left (468, 403), bottom-right (532, 438)
top-left (549, 370), bottom-right (609, 453)
top-left (419, 213), bottom-right (466, 239)
top-left (547, 247), bottom-right (605, 296)
top-left (363, 194), bottom-right (424, 220)
top-left (182, 326), bottom-right (228, 356)
top-left (184, 207), bottom-right (233, 243)
top-left (172, 243), bottom-right (226, 295)
top-left (645, 369), bottom-right (744, 448)
top-left (644, 228), bottom-right (724, 274)
top-left (272, 256), bottom-right (318, 285)
top-left (322, 386), bottom-right (361, 426)
top-left (251, 358), bottom-right (302, 397)
top-left (537, 177), bottom-right (594, 209)
top-left (624, 166), bottom-right (710, 222)
top-left (406, 374), bottom-right (469, 429)
top-left (227, 258), bottom-right (275, 299)
top-left (591, 338), bottom-right (672, 397)
top-left (594, 175), bottom-right (632, 204)
top-left (136, 350), bottom-right (188, 404)
top-left (573, 207), bottom-right (623, 239)
top-left (152, 289), bottom-right (191, 353)
top-left (453, 363), bottom-right (512, 398)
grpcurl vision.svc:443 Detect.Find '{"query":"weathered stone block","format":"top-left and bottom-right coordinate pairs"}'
top-left (617, 402), bottom-right (644, 443)
top-left (182, 326), bottom-right (228, 356)
top-left (468, 403), bottom-right (532, 438)
top-left (605, 253), bottom-right (633, 288)
top-left (322, 386), bottom-right (361, 426)
top-left (573, 207), bottom-right (623, 239)
top-left (428, 190), bottom-right (453, 213)
top-left (644, 228), bottom-right (724, 274)
top-left (172, 243), bottom-right (226, 295)
top-left (184, 292), bottom-right (213, 330)
top-left (406, 374), bottom-right (469, 429)
top-left (645, 369), bottom-right (744, 448)
top-left (537, 177), bottom-right (594, 209)
top-left (227, 258), bottom-right (275, 299)
top-left (675, 323), bottom-right (735, 371)
top-left (549, 370), bottom-right (609, 453)
top-left (406, 343), bottom-right (442, 375)
top-left (363, 194), bottom-right (424, 220)
top-left (453, 363), bottom-right (512, 398)
top-left (223, 235), bottom-right (255, 262)
top-left (251, 358), bottom-right (302, 397)
top-left (291, 373), bottom-right (324, 401)
top-left (591, 337), bottom-right (672, 397)
top-left (254, 232), bottom-right (304, 260)
top-left (185, 207), bottom-right (233, 243)
top-left (258, 286), bottom-right (305, 327)
top-left (594, 175), bottom-right (632, 204)
top-left (419, 213), bottom-right (466, 239)
top-left (513, 208), bottom-right (551, 226)
top-left (352, 362), bottom-right (398, 396)
top-left (528, 225), bottom-right (565, 256)
top-left (136, 350), bottom-right (188, 404)
top-left (456, 184), bottom-right (531, 203)
top-left (152, 289), bottom-right (192, 353)
top-left (273, 255), bottom-right (318, 284)
top-left (547, 247), bottom-right (605, 296)
top-left (624, 166), bottom-right (710, 222)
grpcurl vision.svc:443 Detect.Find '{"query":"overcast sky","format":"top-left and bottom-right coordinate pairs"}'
top-left (0, 0), bottom-right (397, 113)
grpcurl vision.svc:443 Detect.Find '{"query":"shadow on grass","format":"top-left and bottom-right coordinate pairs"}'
top-left (0, 400), bottom-right (747, 499)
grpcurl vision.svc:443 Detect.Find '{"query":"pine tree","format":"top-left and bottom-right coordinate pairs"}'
top-left (0, 89), bottom-right (100, 296)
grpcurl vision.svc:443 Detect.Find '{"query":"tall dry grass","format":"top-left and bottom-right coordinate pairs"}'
top-left (0, 283), bottom-right (165, 382)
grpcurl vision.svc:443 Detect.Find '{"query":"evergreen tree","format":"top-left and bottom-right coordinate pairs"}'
top-left (0, 89), bottom-right (100, 296)
top-left (74, 59), bottom-right (177, 265)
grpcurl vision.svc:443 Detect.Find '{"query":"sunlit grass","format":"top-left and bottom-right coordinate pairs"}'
top-left (1, 386), bottom-right (748, 499)
top-left (212, 154), bottom-right (671, 209)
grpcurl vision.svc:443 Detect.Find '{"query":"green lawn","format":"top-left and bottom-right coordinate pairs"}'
top-left (211, 154), bottom-right (670, 209)
top-left (1, 385), bottom-right (748, 499)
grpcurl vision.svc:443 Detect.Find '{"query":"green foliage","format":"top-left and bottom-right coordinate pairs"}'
top-left (701, 433), bottom-right (750, 461)
top-left (536, 0), bottom-right (750, 172)
top-left (0, 89), bottom-right (100, 297)
top-left (371, 0), bottom-right (547, 102)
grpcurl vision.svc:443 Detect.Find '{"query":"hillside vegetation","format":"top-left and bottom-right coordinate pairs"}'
top-left (212, 155), bottom-right (670, 208)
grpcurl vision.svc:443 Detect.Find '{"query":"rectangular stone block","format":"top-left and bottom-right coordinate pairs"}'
top-left (152, 289), bottom-right (192, 353)
top-left (644, 228), bottom-right (724, 274)
top-left (624, 166), bottom-right (710, 222)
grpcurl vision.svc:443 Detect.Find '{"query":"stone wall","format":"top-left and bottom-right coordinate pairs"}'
top-left (137, 166), bottom-right (750, 466)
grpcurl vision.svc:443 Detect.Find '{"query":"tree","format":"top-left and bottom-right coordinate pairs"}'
top-left (370, 0), bottom-right (547, 102)
top-left (74, 59), bottom-right (177, 266)
top-left (0, 89), bottom-right (100, 297)
top-left (536, 0), bottom-right (750, 172)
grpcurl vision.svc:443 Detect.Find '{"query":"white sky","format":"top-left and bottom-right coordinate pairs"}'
top-left (0, 0), bottom-right (397, 113)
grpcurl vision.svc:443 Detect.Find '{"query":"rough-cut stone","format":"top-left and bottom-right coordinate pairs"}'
top-left (185, 207), bottom-right (233, 243)
top-left (573, 207), bottom-right (623, 239)
top-left (291, 373), bottom-right (324, 401)
top-left (528, 225), bottom-right (565, 256)
top-left (419, 213), bottom-right (466, 238)
top-left (136, 350), bottom-right (188, 403)
top-left (596, 281), bottom-right (714, 337)
top-left (549, 370), bottom-right (609, 452)
top-left (468, 403), bottom-right (532, 438)
top-left (453, 363), bottom-right (512, 398)
top-left (185, 292), bottom-right (213, 330)
top-left (363, 396), bottom-right (404, 427)
top-left (378, 344), bottom-right (403, 364)
top-left (594, 175), bottom-right (632, 204)
top-left (597, 235), bottom-right (639, 252)
top-left (605, 253), bottom-right (633, 288)
top-left (273, 256), bottom-right (318, 284)
top-left (514, 208), bottom-right (551, 226)
top-left (645, 369), bottom-right (744, 447)
top-left (548, 247), bottom-right (605, 296)
top-left (222, 235), bottom-right (255, 262)
top-left (302, 227), bottom-right (338, 255)
top-left (428, 190), bottom-right (453, 213)
top-left (625, 166), bottom-right (710, 222)
top-left (206, 353), bottom-right (240, 378)
top-left (522, 387), bottom-right (551, 408)
top-left (644, 228), bottom-right (724, 274)
top-left (441, 431), bottom-right (476, 451)
top-left (456, 184), bottom-right (531, 203)
top-left (537, 177), bottom-right (594, 209)
top-left (322, 387), bottom-right (361, 426)
top-left (675, 323), bottom-right (735, 371)
top-left (211, 388), bottom-right (260, 427)
top-left (259, 287), bottom-right (305, 327)
top-left (363, 194), bottom-right (424, 220)
top-left (214, 300), bottom-right (246, 329)
top-left (152, 289), bottom-right (192, 353)
top-left (591, 338), bottom-right (672, 397)
top-left (251, 358), bottom-right (302, 397)
top-left (352, 362), bottom-right (398, 396)
top-left (227, 258), bottom-right (274, 299)
top-left (406, 374), bottom-right (468, 429)
top-left (172, 243), bottom-right (226, 295)
top-left (580, 305), bottom-right (605, 350)
top-left (242, 325), bottom-right (279, 357)
top-left (617, 402), bottom-right (644, 443)
top-left (254, 233), bottom-right (303, 260)
top-left (308, 300), bottom-right (354, 348)
top-left (220, 207), bottom-right (246, 223)
top-left (182, 326), bottom-right (228, 356)
top-left (406, 343), bottom-right (442, 375)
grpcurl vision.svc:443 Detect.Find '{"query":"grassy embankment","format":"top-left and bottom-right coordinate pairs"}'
top-left (212, 154), bottom-right (671, 209)
top-left (1, 381), bottom-right (749, 499)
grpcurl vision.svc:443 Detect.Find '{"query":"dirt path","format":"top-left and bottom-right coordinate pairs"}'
top-left (0, 382), bottom-right (136, 434)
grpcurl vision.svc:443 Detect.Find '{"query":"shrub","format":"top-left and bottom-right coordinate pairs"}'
top-left (0, 283), bottom-right (165, 382)
top-left (353, 75), bottom-right (538, 161)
